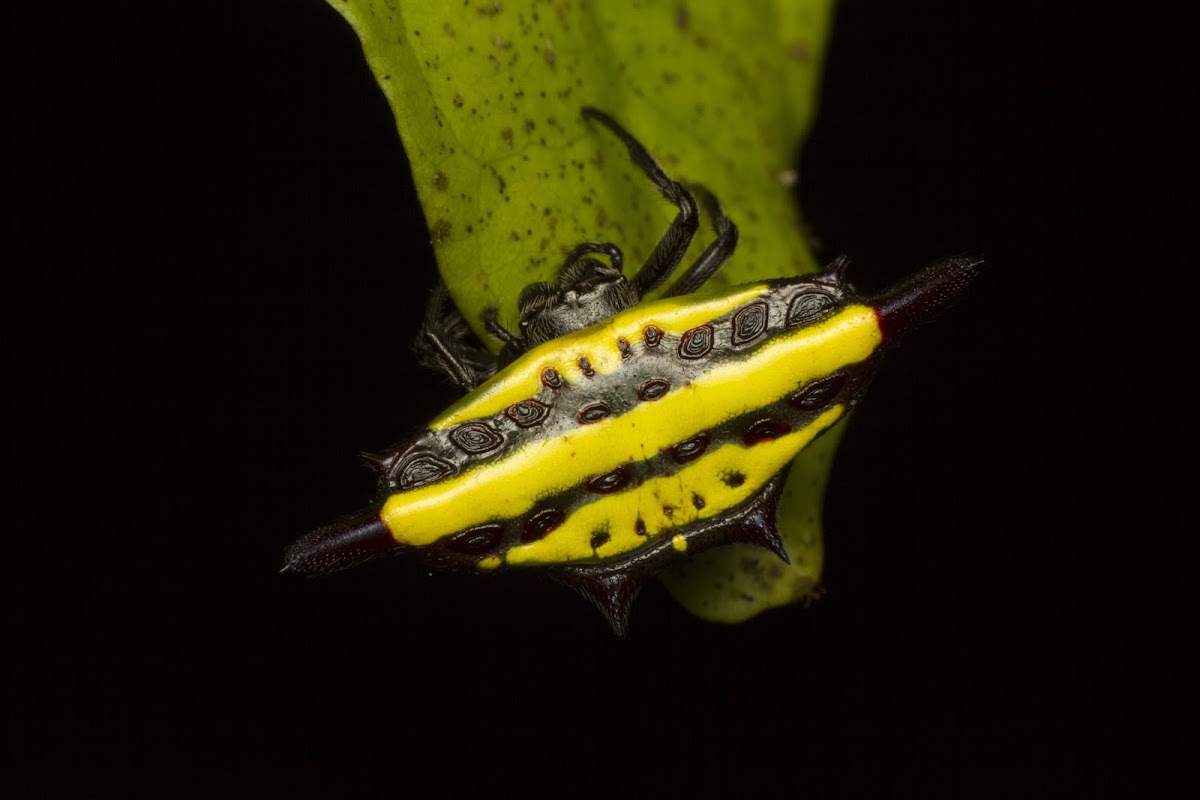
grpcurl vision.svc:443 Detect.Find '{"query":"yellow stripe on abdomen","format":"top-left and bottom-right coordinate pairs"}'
top-left (504, 405), bottom-right (845, 565)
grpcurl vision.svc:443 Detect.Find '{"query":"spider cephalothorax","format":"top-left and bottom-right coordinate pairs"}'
top-left (283, 107), bottom-right (980, 635)
top-left (500, 247), bottom-right (639, 361)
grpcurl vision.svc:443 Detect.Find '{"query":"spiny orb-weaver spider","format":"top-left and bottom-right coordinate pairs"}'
top-left (283, 107), bottom-right (980, 635)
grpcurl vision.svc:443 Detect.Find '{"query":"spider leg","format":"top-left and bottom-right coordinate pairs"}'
top-left (413, 283), bottom-right (497, 392)
top-left (581, 107), bottom-right (699, 298)
top-left (483, 306), bottom-right (527, 366)
top-left (663, 183), bottom-right (739, 297)
top-left (483, 307), bottom-right (522, 347)
top-left (558, 242), bottom-right (624, 283)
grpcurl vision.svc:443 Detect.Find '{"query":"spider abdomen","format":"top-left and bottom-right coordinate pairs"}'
top-left (366, 274), bottom-right (879, 566)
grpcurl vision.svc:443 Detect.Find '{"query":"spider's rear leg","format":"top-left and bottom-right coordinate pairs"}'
top-left (581, 107), bottom-right (699, 298)
top-left (664, 183), bottom-right (739, 297)
top-left (413, 283), bottom-right (497, 393)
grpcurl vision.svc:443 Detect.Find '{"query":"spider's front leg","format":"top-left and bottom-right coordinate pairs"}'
top-left (558, 242), bottom-right (625, 282)
top-left (664, 183), bottom-right (739, 297)
top-left (581, 107), bottom-right (700, 298)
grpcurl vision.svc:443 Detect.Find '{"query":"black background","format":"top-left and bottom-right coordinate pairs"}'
top-left (13, 1), bottom-right (1190, 795)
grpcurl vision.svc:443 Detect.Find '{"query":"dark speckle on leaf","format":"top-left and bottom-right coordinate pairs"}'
top-left (740, 558), bottom-right (763, 579)
top-left (429, 218), bottom-right (452, 247)
top-left (489, 166), bottom-right (507, 195)
top-left (675, 4), bottom-right (689, 30)
top-left (433, 171), bottom-right (448, 191)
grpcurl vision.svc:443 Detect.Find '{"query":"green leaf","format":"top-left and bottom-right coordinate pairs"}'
top-left (325, 0), bottom-right (837, 623)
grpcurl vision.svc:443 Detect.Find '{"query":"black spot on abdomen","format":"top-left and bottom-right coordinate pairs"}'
top-left (786, 290), bottom-right (836, 326)
top-left (678, 324), bottom-right (714, 359)
top-left (449, 421), bottom-right (503, 454)
top-left (522, 508), bottom-right (565, 542)
top-left (506, 399), bottom-right (551, 428)
top-left (732, 302), bottom-right (768, 346)
top-left (587, 465), bottom-right (631, 494)
top-left (743, 418), bottom-right (791, 444)
top-left (669, 431), bottom-right (711, 464)
top-left (790, 373), bottom-right (846, 411)
top-left (637, 378), bottom-right (670, 401)
top-left (577, 402), bottom-right (611, 424)
top-left (394, 450), bottom-right (456, 490)
top-left (446, 523), bottom-right (506, 554)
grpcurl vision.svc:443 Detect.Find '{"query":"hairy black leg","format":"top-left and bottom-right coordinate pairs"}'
top-left (558, 242), bottom-right (624, 283)
top-left (414, 284), bottom-right (497, 392)
top-left (581, 107), bottom-right (699, 297)
top-left (483, 307), bottom-right (521, 347)
top-left (664, 183), bottom-right (739, 297)
top-left (483, 306), bottom-right (527, 365)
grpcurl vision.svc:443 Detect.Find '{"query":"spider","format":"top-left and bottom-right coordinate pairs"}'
top-left (283, 106), bottom-right (981, 636)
